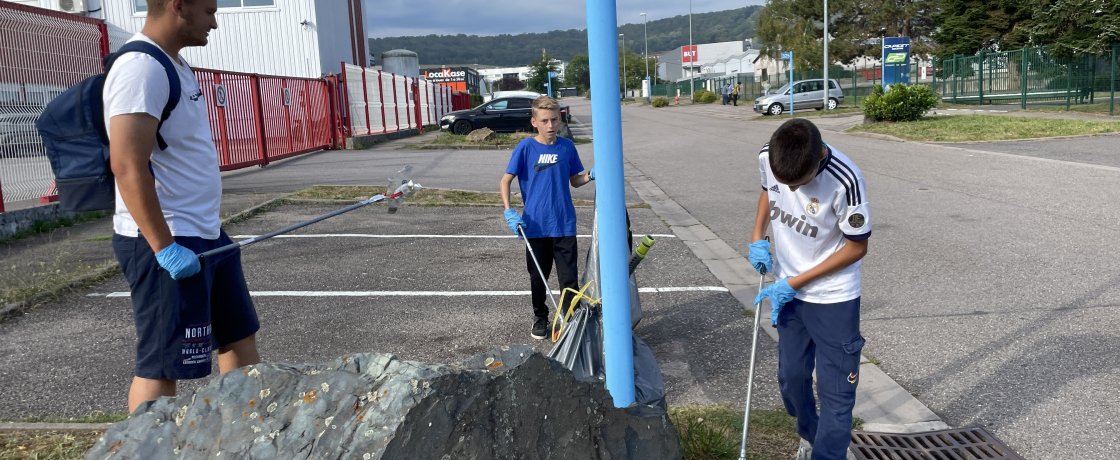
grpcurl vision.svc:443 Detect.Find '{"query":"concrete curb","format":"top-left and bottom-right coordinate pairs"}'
top-left (0, 422), bottom-right (113, 432)
top-left (623, 159), bottom-right (950, 434)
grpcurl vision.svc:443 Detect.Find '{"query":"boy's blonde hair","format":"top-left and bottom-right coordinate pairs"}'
top-left (531, 96), bottom-right (559, 118)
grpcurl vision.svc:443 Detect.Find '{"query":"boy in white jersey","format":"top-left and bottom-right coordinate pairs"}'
top-left (749, 118), bottom-right (870, 460)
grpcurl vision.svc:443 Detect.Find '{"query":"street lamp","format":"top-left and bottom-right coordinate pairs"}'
top-left (640, 12), bottom-right (649, 100)
top-left (823, 0), bottom-right (830, 110)
top-left (619, 33), bottom-right (626, 98)
top-left (688, 0), bottom-right (694, 100)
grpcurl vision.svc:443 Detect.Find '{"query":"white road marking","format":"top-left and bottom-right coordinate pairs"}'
top-left (88, 286), bottom-right (728, 298)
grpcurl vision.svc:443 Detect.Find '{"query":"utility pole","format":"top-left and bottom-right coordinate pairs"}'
top-left (823, 0), bottom-right (830, 110)
top-left (619, 33), bottom-right (626, 97)
top-left (641, 12), bottom-right (649, 100)
top-left (688, 0), bottom-right (694, 100)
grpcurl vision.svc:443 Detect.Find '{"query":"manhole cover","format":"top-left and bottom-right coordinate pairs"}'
top-left (850, 426), bottom-right (1024, 459)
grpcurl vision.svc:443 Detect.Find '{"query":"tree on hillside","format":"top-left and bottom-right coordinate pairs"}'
top-left (565, 54), bottom-right (590, 92)
top-left (525, 54), bottom-right (561, 94)
top-left (755, 0), bottom-right (938, 67)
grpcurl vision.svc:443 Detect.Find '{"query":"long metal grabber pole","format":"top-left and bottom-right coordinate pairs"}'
top-left (198, 193), bottom-right (391, 263)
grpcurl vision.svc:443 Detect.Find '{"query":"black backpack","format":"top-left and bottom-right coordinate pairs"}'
top-left (36, 41), bottom-right (181, 212)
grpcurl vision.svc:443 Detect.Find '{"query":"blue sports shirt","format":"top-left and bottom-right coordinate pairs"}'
top-left (505, 137), bottom-right (585, 238)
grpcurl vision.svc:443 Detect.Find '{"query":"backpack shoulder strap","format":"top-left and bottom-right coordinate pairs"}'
top-left (105, 41), bottom-right (182, 151)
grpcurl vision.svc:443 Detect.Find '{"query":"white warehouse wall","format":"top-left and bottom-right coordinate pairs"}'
top-left (101, 0), bottom-right (346, 78)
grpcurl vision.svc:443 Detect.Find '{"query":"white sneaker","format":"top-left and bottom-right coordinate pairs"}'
top-left (794, 438), bottom-right (812, 460)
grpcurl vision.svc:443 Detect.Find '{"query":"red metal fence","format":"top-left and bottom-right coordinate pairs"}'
top-left (0, 3), bottom-right (349, 213)
top-left (195, 69), bottom-right (337, 171)
top-left (0, 2), bottom-right (107, 212)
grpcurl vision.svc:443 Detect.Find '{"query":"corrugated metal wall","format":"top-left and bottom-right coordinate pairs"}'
top-left (102, 0), bottom-right (337, 78)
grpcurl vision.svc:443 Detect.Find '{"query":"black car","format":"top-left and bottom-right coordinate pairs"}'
top-left (439, 96), bottom-right (570, 135)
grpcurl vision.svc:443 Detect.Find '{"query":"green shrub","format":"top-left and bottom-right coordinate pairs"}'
top-left (651, 96), bottom-right (670, 107)
top-left (694, 89), bottom-right (718, 104)
top-left (862, 84), bottom-right (940, 122)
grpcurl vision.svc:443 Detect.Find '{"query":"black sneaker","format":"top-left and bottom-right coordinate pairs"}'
top-left (531, 318), bottom-right (548, 340)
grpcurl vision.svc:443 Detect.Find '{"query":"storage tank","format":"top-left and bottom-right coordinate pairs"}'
top-left (381, 49), bottom-right (419, 77)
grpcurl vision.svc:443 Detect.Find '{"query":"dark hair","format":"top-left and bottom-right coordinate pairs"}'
top-left (768, 118), bottom-right (823, 184)
top-left (147, 0), bottom-right (170, 16)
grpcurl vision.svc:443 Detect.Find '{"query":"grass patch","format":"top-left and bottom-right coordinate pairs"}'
top-left (0, 431), bottom-right (103, 460)
top-left (670, 405), bottom-right (799, 460)
top-left (0, 211), bottom-right (109, 245)
top-left (848, 115), bottom-right (1120, 142)
top-left (0, 259), bottom-right (117, 310)
top-left (12, 412), bottom-right (127, 424)
top-left (81, 235), bottom-right (113, 242)
top-left (1022, 102), bottom-right (1116, 115)
top-left (427, 132), bottom-right (526, 147)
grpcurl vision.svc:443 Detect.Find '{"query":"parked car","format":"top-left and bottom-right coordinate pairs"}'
top-left (0, 107), bottom-right (44, 158)
top-left (753, 79), bottom-right (844, 116)
top-left (440, 96), bottom-right (571, 135)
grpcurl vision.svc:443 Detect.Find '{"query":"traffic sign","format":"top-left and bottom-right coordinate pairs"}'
top-left (780, 51), bottom-right (792, 60)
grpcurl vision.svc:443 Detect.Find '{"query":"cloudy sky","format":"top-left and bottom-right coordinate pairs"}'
top-left (364, 0), bottom-right (766, 38)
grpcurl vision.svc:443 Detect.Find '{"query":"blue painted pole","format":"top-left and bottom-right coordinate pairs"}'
top-left (586, 0), bottom-right (635, 408)
top-left (789, 52), bottom-right (794, 116)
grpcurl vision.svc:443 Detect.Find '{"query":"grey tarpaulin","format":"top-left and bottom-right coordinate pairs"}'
top-left (546, 211), bottom-right (666, 408)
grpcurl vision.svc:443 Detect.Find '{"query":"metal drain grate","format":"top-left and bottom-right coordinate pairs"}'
top-left (850, 426), bottom-right (1024, 460)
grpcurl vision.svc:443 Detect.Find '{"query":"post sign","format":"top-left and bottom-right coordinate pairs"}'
top-left (681, 45), bottom-right (698, 63)
top-left (780, 51), bottom-right (792, 60)
top-left (882, 36), bottom-right (911, 88)
top-left (212, 84), bottom-right (227, 107)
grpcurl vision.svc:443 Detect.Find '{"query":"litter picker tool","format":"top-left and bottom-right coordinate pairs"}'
top-left (516, 224), bottom-right (560, 315)
top-left (198, 165), bottom-right (422, 263)
top-left (739, 236), bottom-right (769, 460)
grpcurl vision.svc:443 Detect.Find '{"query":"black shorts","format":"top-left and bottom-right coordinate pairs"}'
top-left (113, 230), bottom-right (259, 380)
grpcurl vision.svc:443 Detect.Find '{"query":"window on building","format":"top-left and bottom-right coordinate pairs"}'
top-left (135, 0), bottom-right (274, 12)
top-left (219, 0), bottom-right (275, 7)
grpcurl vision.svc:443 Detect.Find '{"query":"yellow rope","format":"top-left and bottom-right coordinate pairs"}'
top-left (550, 281), bottom-right (601, 343)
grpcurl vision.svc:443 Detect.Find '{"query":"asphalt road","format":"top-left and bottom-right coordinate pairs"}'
top-left (595, 99), bottom-right (1120, 459)
top-left (2, 98), bottom-right (1117, 459)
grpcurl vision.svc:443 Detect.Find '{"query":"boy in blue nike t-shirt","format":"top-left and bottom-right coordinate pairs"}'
top-left (500, 96), bottom-right (593, 340)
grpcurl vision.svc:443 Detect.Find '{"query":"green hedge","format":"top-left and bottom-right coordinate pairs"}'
top-left (694, 90), bottom-right (718, 104)
top-left (652, 96), bottom-right (670, 107)
top-left (862, 84), bottom-right (940, 122)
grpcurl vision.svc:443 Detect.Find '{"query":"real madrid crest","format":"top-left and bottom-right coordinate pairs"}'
top-left (805, 198), bottom-right (821, 216)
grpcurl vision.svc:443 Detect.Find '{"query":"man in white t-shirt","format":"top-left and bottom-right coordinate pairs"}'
top-left (748, 118), bottom-right (871, 459)
top-left (106, 0), bottom-right (260, 413)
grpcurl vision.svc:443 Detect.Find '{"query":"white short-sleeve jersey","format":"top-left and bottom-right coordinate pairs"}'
top-left (104, 34), bottom-right (221, 239)
top-left (759, 143), bottom-right (871, 303)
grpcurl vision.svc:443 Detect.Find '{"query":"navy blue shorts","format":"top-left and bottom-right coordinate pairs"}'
top-left (113, 230), bottom-right (259, 380)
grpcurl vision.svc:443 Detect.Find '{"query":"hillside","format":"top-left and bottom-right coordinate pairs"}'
top-left (367, 6), bottom-right (761, 66)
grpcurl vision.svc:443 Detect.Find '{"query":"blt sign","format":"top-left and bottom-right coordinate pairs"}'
top-left (681, 45), bottom-right (698, 63)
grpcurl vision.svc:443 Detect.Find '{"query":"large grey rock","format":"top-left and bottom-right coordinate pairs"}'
top-left (465, 127), bottom-right (495, 142)
top-left (86, 346), bottom-right (681, 459)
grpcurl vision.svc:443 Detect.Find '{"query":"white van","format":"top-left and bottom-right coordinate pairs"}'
top-left (483, 90), bottom-right (542, 103)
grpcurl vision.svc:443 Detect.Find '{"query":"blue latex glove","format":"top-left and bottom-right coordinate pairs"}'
top-left (748, 239), bottom-right (772, 274)
top-left (504, 208), bottom-right (524, 236)
top-left (587, 167), bottom-right (595, 181)
top-left (755, 278), bottom-right (797, 327)
top-left (155, 242), bottom-right (200, 280)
